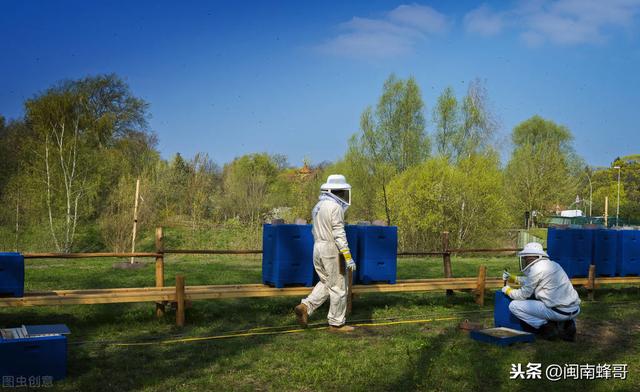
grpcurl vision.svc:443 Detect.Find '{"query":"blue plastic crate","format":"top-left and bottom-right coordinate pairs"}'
top-left (0, 335), bottom-right (67, 381)
top-left (0, 252), bottom-right (24, 297)
top-left (356, 226), bottom-right (397, 284)
top-left (618, 230), bottom-right (640, 277)
top-left (262, 224), bottom-right (314, 288)
top-left (594, 229), bottom-right (618, 276)
top-left (568, 228), bottom-right (594, 278)
top-left (493, 291), bottom-right (523, 330)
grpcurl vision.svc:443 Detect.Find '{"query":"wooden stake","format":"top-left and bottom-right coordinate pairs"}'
top-left (176, 275), bottom-right (185, 327)
top-left (442, 232), bottom-right (453, 296)
top-left (588, 264), bottom-right (596, 301)
top-left (155, 227), bottom-right (165, 317)
top-left (130, 178), bottom-right (141, 264)
top-left (475, 265), bottom-right (487, 306)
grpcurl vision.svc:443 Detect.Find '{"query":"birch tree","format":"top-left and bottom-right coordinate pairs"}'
top-left (24, 75), bottom-right (149, 252)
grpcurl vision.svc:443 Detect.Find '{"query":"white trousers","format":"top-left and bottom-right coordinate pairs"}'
top-left (509, 300), bottom-right (580, 329)
top-left (301, 245), bottom-right (347, 327)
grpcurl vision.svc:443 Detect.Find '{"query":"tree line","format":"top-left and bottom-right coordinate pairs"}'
top-left (0, 73), bottom-right (637, 252)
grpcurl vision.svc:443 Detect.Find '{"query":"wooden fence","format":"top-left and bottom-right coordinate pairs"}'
top-left (12, 228), bottom-right (635, 326)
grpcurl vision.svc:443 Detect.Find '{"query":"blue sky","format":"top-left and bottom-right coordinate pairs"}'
top-left (1, 0), bottom-right (639, 168)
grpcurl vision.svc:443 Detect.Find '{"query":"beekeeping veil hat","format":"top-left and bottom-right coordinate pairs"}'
top-left (320, 174), bottom-right (351, 206)
top-left (518, 242), bottom-right (548, 271)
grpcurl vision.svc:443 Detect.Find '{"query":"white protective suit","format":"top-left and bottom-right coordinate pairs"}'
top-left (300, 195), bottom-right (350, 327)
top-left (507, 257), bottom-right (581, 328)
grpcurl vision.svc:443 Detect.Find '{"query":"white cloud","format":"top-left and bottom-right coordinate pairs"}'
top-left (464, 4), bottom-right (506, 36)
top-left (317, 4), bottom-right (449, 59)
top-left (388, 4), bottom-right (449, 33)
top-left (464, 0), bottom-right (640, 46)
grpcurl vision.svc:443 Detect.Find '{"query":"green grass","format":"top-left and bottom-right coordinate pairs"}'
top-left (2, 255), bottom-right (640, 391)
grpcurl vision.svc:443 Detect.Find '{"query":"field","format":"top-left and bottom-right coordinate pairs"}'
top-left (2, 254), bottom-right (639, 391)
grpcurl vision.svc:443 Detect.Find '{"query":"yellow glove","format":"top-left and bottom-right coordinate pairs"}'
top-left (341, 250), bottom-right (356, 271)
top-left (502, 271), bottom-right (519, 285)
top-left (501, 286), bottom-right (513, 296)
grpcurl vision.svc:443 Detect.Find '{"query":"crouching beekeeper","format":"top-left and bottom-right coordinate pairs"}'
top-left (294, 174), bottom-right (356, 333)
top-left (502, 242), bottom-right (580, 341)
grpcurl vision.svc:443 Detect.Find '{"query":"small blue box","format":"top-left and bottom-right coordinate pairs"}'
top-left (262, 224), bottom-right (314, 288)
top-left (594, 229), bottom-right (618, 276)
top-left (356, 226), bottom-right (397, 284)
top-left (0, 252), bottom-right (24, 297)
top-left (494, 291), bottom-right (523, 330)
top-left (0, 335), bottom-right (67, 381)
top-left (618, 230), bottom-right (640, 277)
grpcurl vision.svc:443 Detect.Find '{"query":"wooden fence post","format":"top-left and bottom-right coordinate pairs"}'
top-left (588, 264), bottom-right (596, 301)
top-left (475, 265), bottom-right (487, 306)
top-left (155, 227), bottom-right (165, 317)
top-left (442, 231), bottom-right (453, 296)
top-left (176, 275), bottom-right (186, 327)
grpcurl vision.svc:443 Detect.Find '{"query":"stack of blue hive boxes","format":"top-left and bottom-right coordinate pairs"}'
top-left (594, 229), bottom-right (618, 276)
top-left (617, 230), bottom-right (640, 276)
top-left (0, 252), bottom-right (24, 297)
top-left (353, 225), bottom-right (397, 284)
top-left (261, 223), bottom-right (398, 287)
top-left (547, 227), bottom-right (593, 278)
top-left (262, 224), bottom-right (314, 288)
top-left (547, 227), bottom-right (640, 277)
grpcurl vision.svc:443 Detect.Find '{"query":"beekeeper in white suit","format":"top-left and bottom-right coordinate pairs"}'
top-left (295, 174), bottom-right (356, 332)
top-left (502, 242), bottom-right (581, 341)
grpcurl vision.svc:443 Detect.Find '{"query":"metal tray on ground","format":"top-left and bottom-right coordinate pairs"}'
top-left (470, 327), bottom-right (535, 346)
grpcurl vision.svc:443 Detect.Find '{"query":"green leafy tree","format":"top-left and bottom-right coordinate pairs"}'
top-left (220, 153), bottom-right (279, 223)
top-left (387, 153), bottom-right (509, 250)
top-left (22, 74), bottom-right (150, 252)
top-left (433, 80), bottom-right (497, 162)
top-left (348, 74), bottom-right (430, 224)
top-left (432, 87), bottom-right (459, 160)
top-left (588, 157), bottom-right (639, 224)
top-left (505, 115), bottom-right (581, 226)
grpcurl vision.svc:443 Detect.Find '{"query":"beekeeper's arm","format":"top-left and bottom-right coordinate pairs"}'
top-left (504, 270), bottom-right (542, 300)
top-left (331, 204), bottom-right (355, 271)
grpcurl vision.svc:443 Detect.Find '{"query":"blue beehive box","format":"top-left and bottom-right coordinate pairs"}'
top-left (569, 228), bottom-right (594, 278)
top-left (0, 252), bottom-right (24, 297)
top-left (547, 227), bottom-right (571, 276)
top-left (618, 230), bottom-right (640, 276)
top-left (594, 229), bottom-right (618, 276)
top-left (0, 325), bottom-right (69, 381)
top-left (262, 224), bottom-right (314, 288)
top-left (356, 226), bottom-right (397, 284)
top-left (494, 291), bottom-right (522, 330)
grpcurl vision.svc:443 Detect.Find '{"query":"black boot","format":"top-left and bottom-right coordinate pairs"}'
top-left (539, 321), bottom-right (559, 341)
top-left (558, 319), bottom-right (577, 342)
top-left (518, 320), bottom-right (540, 334)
